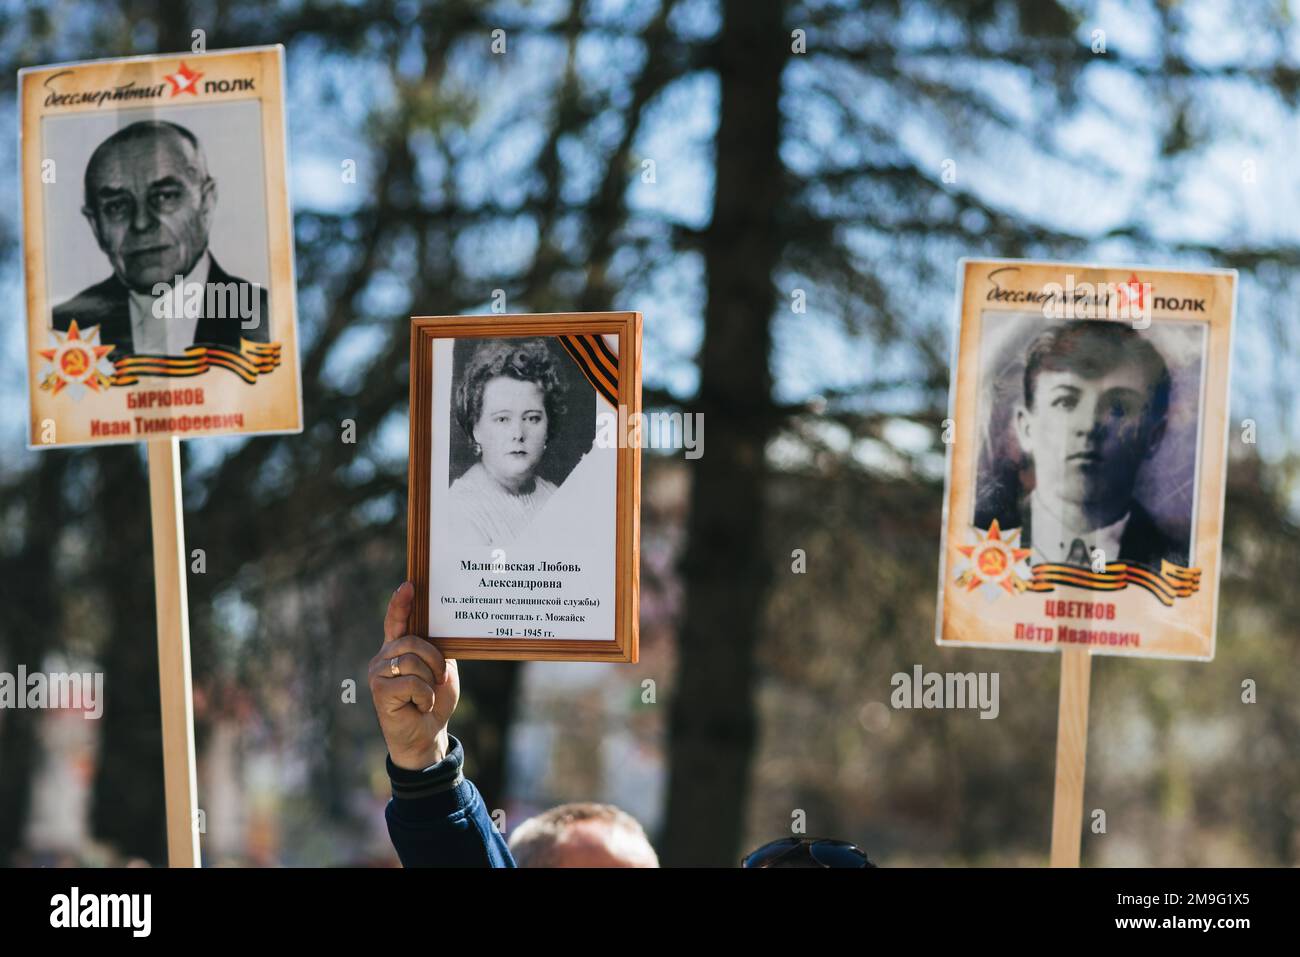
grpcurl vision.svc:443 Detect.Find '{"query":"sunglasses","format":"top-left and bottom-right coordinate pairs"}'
top-left (742, 837), bottom-right (876, 869)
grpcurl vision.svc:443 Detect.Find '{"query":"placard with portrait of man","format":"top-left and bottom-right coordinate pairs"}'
top-left (21, 46), bottom-right (301, 448)
top-left (938, 260), bottom-right (1235, 661)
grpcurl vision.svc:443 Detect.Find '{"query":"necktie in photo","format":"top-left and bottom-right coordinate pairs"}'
top-left (1066, 538), bottom-right (1089, 566)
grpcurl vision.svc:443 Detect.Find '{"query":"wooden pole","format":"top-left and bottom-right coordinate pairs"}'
top-left (1049, 647), bottom-right (1092, 867)
top-left (146, 438), bottom-right (200, 868)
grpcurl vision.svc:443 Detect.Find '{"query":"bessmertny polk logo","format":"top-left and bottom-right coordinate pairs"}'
top-left (163, 61), bottom-right (203, 96)
top-left (953, 520), bottom-right (1033, 597)
top-left (36, 321), bottom-right (116, 399)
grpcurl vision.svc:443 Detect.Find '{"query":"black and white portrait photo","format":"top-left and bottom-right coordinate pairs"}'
top-left (23, 47), bottom-right (301, 448)
top-left (44, 104), bottom-right (271, 358)
top-left (411, 312), bottom-right (640, 658)
top-left (974, 316), bottom-right (1204, 570)
top-left (445, 337), bottom-right (597, 547)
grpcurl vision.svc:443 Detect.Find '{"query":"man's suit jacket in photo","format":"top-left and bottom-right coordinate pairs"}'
top-left (999, 494), bottom-right (1189, 569)
top-left (51, 257), bottom-right (270, 359)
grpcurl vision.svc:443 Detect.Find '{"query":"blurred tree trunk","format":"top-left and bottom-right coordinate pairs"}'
top-left (455, 660), bottom-right (520, 807)
top-left (88, 448), bottom-right (166, 864)
top-left (0, 454), bottom-right (68, 864)
top-left (662, 0), bottom-right (787, 866)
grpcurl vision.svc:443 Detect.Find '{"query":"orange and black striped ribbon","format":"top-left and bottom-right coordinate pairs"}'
top-left (112, 340), bottom-right (283, 386)
top-left (1025, 560), bottom-right (1201, 607)
top-left (557, 334), bottom-right (618, 407)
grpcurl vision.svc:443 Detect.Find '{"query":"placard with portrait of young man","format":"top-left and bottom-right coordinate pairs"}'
top-left (937, 260), bottom-right (1235, 660)
top-left (21, 46), bottom-right (301, 448)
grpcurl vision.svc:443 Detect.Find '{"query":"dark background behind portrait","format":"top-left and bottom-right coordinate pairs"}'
top-left (972, 314), bottom-right (1205, 554)
top-left (448, 336), bottom-right (596, 488)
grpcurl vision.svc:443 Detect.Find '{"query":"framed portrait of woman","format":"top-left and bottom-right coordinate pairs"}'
top-left (407, 312), bottom-right (642, 661)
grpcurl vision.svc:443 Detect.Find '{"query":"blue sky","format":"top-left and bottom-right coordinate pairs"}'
top-left (2, 0), bottom-right (1297, 516)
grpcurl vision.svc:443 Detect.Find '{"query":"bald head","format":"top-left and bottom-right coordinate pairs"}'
top-left (508, 803), bottom-right (659, 868)
top-left (81, 120), bottom-right (216, 292)
top-left (83, 121), bottom-right (209, 208)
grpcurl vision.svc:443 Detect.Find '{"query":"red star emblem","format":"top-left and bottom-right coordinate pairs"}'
top-left (164, 61), bottom-right (203, 97)
top-left (1116, 272), bottom-right (1150, 310)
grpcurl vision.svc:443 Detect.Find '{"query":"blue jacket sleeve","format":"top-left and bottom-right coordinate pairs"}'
top-left (384, 734), bottom-right (516, 868)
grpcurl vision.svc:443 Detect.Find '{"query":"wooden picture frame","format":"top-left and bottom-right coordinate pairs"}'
top-left (937, 260), bottom-right (1235, 661)
top-left (407, 312), bottom-right (642, 662)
